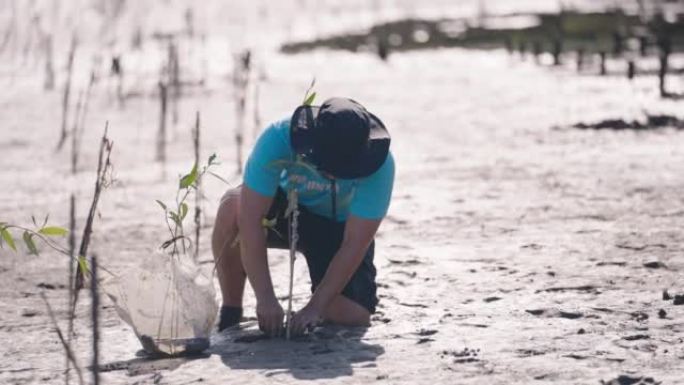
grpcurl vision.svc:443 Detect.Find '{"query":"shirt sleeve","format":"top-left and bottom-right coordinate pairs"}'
top-left (349, 152), bottom-right (395, 220)
top-left (243, 119), bottom-right (291, 197)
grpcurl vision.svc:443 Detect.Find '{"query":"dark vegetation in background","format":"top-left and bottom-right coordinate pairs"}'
top-left (282, 7), bottom-right (684, 98)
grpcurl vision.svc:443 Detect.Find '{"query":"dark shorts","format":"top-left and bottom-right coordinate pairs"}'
top-left (264, 188), bottom-right (378, 314)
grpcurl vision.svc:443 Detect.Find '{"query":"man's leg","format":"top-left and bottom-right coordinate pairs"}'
top-left (324, 295), bottom-right (371, 326)
top-left (212, 187), bottom-right (246, 330)
top-left (298, 211), bottom-right (378, 327)
top-left (321, 243), bottom-right (377, 326)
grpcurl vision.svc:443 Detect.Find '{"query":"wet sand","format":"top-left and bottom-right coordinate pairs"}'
top-left (1, 47), bottom-right (684, 384)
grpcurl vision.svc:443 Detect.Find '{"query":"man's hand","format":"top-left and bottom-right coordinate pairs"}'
top-left (256, 297), bottom-right (284, 337)
top-left (290, 302), bottom-right (323, 336)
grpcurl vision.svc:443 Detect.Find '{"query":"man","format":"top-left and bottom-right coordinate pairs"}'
top-left (212, 97), bottom-right (394, 336)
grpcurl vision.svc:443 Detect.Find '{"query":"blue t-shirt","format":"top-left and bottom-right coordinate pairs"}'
top-left (244, 118), bottom-right (394, 221)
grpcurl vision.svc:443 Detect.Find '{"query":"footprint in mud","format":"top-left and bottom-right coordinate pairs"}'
top-left (642, 261), bottom-right (667, 269)
top-left (414, 329), bottom-right (438, 337)
top-left (563, 354), bottom-right (589, 360)
top-left (535, 285), bottom-right (600, 294)
top-left (596, 261), bottom-right (627, 267)
top-left (483, 296), bottom-right (502, 303)
top-left (525, 309), bottom-right (584, 319)
top-left (392, 270), bottom-right (417, 278)
top-left (387, 258), bottom-right (422, 266)
top-left (384, 215), bottom-right (408, 225)
top-left (600, 375), bottom-right (661, 385)
top-left (622, 334), bottom-right (650, 341)
top-left (37, 282), bottom-right (66, 290)
top-left (516, 349), bottom-right (546, 357)
top-left (630, 312), bottom-right (649, 322)
top-left (21, 309), bottom-right (39, 317)
top-left (398, 302), bottom-right (428, 309)
top-left (372, 310), bottom-right (392, 324)
top-left (440, 348), bottom-right (480, 364)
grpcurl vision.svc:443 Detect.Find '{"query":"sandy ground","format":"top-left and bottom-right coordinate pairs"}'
top-left (2, 42), bottom-right (684, 385)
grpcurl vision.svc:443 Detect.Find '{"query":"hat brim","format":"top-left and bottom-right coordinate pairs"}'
top-left (290, 105), bottom-right (390, 179)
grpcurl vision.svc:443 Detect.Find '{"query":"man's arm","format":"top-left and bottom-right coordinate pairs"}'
top-left (290, 215), bottom-right (381, 334)
top-left (238, 185), bottom-right (284, 336)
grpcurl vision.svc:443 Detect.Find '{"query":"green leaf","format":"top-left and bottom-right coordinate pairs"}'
top-left (38, 226), bottom-right (68, 236)
top-left (303, 92), bottom-right (316, 106)
top-left (23, 231), bottom-right (39, 255)
top-left (1, 228), bottom-right (16, 251)
top-left (169, 212), bottom-right (181, 227)
top-left (155, 200), bottom-right (167, 211)
top-left (179, 163), bottom-right (199, 189)
top-left (179, 203), bottom-right (188, 221)
top-left (78, 255), bottom-right (89, 276)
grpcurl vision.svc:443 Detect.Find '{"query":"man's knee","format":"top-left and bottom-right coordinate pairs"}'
top-left (212, 187), bottom-right (241, 253)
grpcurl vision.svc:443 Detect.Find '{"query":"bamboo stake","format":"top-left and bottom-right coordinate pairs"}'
top-left (66, 194), bottom-right (76, 385)
top-left (193, 111), bottom-right (201, 262)
top-left (90, 256), bottom-right (100, 385)
top-left (285, 189), bottom-right (299, 340)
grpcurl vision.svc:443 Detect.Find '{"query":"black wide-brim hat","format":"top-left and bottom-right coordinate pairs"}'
top-left (290, 97), bottom-right (390, 179)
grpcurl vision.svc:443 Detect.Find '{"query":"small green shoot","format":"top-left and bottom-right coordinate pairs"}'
top-left (0, 220), bottom-right (68, 256)
top-left (156, 153), bottom-right (222, 256)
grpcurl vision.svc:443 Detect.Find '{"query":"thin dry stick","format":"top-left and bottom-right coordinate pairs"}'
top-left (90, 256), bottom-right (100, 385)
top-left (74, 124), bottom-right (113, 293)
top-left (0, 0), bottom-right (16, 55)
top-left (285, 189), bottom-right (299, 340)
top-left (40, 292), bottom-right (84, 385)
top-left (70, 90), bottom-right (84, 174)
top-left (114, 57), bottom-right (124, 108)
top-left (193, 111), bottom-right (201, 261)
top-left (44, 34), bottom-right (55, 90)
top-left (157, 81), bottom-right (168, 164)
top-left (170, 41), bottom-right (180, 125)
top-left (253, 78), bottom-right (261, 140)
top-left (72, 71), bottom-right (96, 173)
top-left (57, 35), bottom-right (77, 151)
